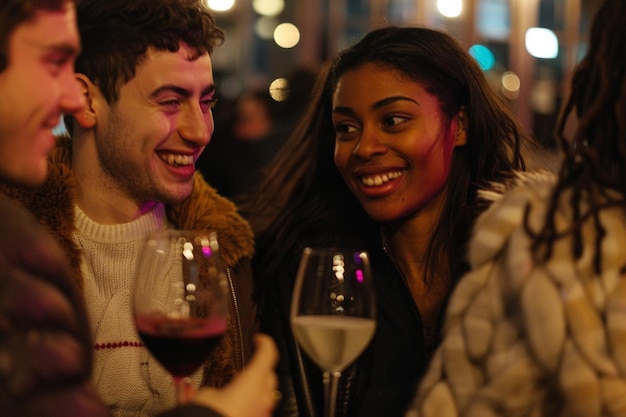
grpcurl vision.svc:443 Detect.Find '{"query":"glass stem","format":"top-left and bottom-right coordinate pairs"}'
top-left (323, 371), bottom-right (341, 417)
top-left (174, 376), bottom-right (193, 404)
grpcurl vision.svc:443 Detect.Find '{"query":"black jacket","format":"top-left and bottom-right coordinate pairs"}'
top-left (258, 238), bottom-right (433, 417)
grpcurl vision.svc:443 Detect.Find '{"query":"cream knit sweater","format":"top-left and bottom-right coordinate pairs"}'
top-left (74, 203), bottom-right (203, 417)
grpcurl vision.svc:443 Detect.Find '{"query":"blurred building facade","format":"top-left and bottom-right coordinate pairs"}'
top-left (209, 0), bottom-right (603, 147)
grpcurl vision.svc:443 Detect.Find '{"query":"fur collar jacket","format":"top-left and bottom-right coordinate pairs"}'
top-left (410, 170), bottom-right (626, 416)
top-left (1, 135), bottom-right (256, 387)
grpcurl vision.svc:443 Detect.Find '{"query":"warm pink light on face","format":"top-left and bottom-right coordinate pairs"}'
top-left (332, 63), bottom-right (466, 224)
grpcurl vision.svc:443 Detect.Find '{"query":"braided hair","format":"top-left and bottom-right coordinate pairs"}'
top-left (528, 0), bottom-right (626, 272)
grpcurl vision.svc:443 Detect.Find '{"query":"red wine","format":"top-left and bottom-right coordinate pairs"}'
top-left (136, 315), bottom-right (227, 378)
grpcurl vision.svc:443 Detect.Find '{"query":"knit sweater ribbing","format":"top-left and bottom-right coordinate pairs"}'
top-left (74, 203), bottom-right (203, 417)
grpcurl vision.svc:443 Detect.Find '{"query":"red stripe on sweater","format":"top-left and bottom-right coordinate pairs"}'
top-left (94, 341), bottom-right (144, 350)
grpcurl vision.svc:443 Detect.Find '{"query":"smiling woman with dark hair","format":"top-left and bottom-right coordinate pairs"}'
top-left (248, 25), bottom-right (540, 417)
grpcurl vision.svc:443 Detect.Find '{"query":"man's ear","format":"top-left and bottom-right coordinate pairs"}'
top-left (73, 74), bottom-right (99, 129)
top-left (454, 108), bottom-right (468, 146)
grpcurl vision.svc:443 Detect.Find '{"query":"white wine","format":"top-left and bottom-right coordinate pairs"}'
top-left (292, 315), bottom-right (376, 372)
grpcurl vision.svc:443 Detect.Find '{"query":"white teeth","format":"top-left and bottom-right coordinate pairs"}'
top-left (360, 170), bottom-right (404, 187)
top-left (160, 153), bottom-right (193, 167)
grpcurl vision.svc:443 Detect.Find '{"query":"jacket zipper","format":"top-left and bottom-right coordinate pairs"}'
top-left (226, 266), bottom-right (246, 369)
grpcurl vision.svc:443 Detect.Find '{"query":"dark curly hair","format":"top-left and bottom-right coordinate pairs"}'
top-left (73, 0), bottom-right (223, 105)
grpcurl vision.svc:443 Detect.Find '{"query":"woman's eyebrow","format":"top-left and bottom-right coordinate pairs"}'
top-left (333, 96), bottom-right (419, 116)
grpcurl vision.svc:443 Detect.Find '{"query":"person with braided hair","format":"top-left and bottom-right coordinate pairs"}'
top-left (408, 1), bottom-right (626, 416)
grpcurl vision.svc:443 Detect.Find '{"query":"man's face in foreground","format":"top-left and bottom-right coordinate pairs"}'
top-left (0, 1), bottom-right (84, 186)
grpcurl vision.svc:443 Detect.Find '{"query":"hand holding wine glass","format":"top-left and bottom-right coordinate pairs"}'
top-left (133, 229), bottom-right (229, 405)
top-left (191, 334), bottom-right (280, 417)
top-left (290, 247), bottom-right (376, 417)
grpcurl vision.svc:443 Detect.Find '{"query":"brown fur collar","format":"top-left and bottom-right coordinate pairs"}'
top-left (0, 135), bottom-right (255, 289)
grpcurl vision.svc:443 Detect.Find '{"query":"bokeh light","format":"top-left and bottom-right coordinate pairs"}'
top-left (269, 77), bottom-right (289, 101)
top-left (206, 0), bottom-right (235, 12)
top-left (469, 44), bottom-right (495, 71)
top-left (255, 16), bottom-right (279, 39)
top-left (437, 0), bottom-right (463, 18)
top-left (501, 71), bottom-right (521, 99)
top-left (525, 27), bottom-right (559, 59)
top-left (531, 81), bottom-right (555, 114)
top-left (253, 0), bottom-right (284, 16)
top-left (274, 23), bottom-right (300, 49)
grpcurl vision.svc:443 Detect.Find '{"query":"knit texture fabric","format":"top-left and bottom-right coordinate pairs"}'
top-left (408, 170), bottom-right (626, 417)
top-left (74, 203), bottom-right (203, 417)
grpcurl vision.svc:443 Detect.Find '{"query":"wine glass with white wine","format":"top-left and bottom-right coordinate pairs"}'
top-left (290, 247), bottom-right (376, 417)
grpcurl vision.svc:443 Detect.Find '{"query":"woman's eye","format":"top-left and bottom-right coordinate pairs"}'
top-left (382, 116), bottom-right (406, 127)
top-left (335, 123), bottom-right (358, 134)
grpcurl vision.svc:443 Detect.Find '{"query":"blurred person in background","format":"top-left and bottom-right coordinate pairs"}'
top-left (198, 66), bottom-right (317, 206)
top-left (198, 87), bottom-right (283, 204)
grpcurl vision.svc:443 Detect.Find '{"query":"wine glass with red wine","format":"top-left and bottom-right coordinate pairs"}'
top-left (133, 229), bottom-right (229, 404)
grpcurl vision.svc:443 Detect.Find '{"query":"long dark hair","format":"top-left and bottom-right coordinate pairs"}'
top-left (528, 0), bottom-right (626, 271)
top-left (247, 63), bottom-right (364, 289)
top-left (249, 26), bottom-right (533, 290)
top-left (330, 26), bottom-right (533, 283)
